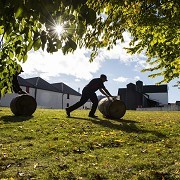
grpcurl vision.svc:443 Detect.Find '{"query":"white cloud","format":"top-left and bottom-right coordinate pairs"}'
top-left (113, 76), bottom-right (141, 83)
top-left (113, 76), bottom-right (128, 83)
top-left (95, 32), bottom-right (148, 68)
top-left (134, 58), bottom-right (152, 71)
top-left (134, 76), bottom-right (140, 81)
top-left (22, 48), bottom-right (102, 81)
top-left (75, 79), bottom-right (80, 82)
top-left (21, 32), bottom-right (149, 81)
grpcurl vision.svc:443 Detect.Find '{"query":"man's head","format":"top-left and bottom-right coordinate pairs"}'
top-left (100, 74), bottom-right (108, 82)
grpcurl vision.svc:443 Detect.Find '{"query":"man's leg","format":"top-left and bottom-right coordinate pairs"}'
top-left (66, 93), bottom-right (89, 116)
top-left (89, 93), bottom-right (98, 117)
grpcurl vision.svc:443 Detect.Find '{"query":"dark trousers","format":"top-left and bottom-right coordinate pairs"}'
top-left (67, 88), bottom-right (98, 116)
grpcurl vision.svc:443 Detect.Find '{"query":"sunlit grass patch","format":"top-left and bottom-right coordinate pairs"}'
top-left (0, 107), bottom-right (180, 179)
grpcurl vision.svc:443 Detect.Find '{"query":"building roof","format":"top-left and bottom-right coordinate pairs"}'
top-left (52, 83), bottom-right (81, 96)
top-left (18, 76), bottom-right (35, 87)
top-left (25, 77), bottom-right (60, 93)
top-left (118, 88), bottom-right (126, 94)
top-left (143, 85), bottom-right (168, 93)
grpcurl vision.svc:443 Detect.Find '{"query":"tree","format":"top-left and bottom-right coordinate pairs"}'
top-left (173, 81), bottom-right (180, 89)
top-left (0, 0), bottom-right (179, 95)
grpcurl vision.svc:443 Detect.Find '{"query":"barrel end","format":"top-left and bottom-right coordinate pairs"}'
top-left (10, 95), bottom-right (37, 116)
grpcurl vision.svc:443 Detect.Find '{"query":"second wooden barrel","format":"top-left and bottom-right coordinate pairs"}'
top-left (98, 97), bottom-right (126, 119)
top-left (10, 94), bottom-right (37, 116)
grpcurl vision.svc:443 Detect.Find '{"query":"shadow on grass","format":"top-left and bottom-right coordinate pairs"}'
top-left (70, 116), bottom-right (166, 138)
top-left (0, 115), bottom-right (33, 123)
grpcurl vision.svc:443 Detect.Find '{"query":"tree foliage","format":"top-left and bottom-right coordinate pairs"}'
top-left (0, 0), bottom-right (180, 95)
top-left (173, 81), bottom-right (180, 89)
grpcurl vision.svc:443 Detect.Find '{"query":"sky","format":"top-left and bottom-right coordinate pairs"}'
top-left (21, 32), bottom-right (180, 103)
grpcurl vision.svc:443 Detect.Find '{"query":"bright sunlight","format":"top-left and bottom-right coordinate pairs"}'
top-left (55, 24), bottom-right (64, 36)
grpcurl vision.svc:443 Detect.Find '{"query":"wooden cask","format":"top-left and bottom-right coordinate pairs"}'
top-left (98, 97), bottom-right (126, 119)
top-left (10, 94), bottom-right (37, 116)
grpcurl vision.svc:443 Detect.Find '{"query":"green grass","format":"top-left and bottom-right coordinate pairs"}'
top-left (0, 107), bottom-right (180, 180)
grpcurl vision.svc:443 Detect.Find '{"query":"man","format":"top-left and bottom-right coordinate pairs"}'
top-left (12, 67), bottom-right (27, 94)
top-left (0, 67), bottom-right (26, 103)
top-left (66, 74), bottom-right (113, 118)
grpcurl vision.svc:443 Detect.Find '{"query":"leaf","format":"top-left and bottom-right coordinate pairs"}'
top-left (27, 40), bottom-right (34, 51)
top-left (0, 26), bottom-right (4, 35)
top-left (9, 50), bottom-right (14, 59)
top-left (77, 22), bottom-right (86, 37)
top-left (1, 86), bottom-right (8, 96)
top-left (80, 4), bottom-right (89, 15)
top-left (67, 24), bottom-right (76, 36)
top-left (86, 8), bottom-right (96, 25)
top-left (68, 38), bottom-right (77, 50)
top-left (15, 46), bottom-right (22, 55)
top-left (15, 6), bottom-right (23, 18)
top-left (62, 0), bottom-right (72, 7)
top-left (56, 39), bottom-right (62, 49)
top-left (23, 54), bottom-right (28, 62)
top-left (72, 0), bottom-right (87, 8)
top-left (33, 38), bottom-right (41, 51)
top-left (62, 44), bottom-right (70, 54)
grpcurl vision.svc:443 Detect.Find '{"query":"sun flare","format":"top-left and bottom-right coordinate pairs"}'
top-left (55, 24), bottom-right (64, 36)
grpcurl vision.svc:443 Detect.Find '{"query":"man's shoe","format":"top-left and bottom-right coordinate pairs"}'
top-left (88, 114), bottom-right (98, 118)
top-left (65, 108), bottom-right (70, 117)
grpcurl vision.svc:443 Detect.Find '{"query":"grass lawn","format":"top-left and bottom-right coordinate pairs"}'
top-left (0, 107), bottom-right (180, 179)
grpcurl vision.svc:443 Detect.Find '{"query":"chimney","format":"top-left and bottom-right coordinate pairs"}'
top-left (136, 80), bottom-right (143, 93)
top-left (127, 83), bottom-right (136, 91)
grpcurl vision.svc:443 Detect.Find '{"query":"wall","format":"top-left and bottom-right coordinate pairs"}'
top-left (1, 87), bottom-right (98, 110)
top-left (137, 105), bottom-right (180, 111)
top-left (62, 94), bottom-right (82, 109)
top-left (35, 89), bottom-right (62, 109)
top-left (62, 94), bottom-right (92, 110)
top-left (0, 87), bottom-right (86, 110)
top-left (84, 101), bottom-right (92, 109)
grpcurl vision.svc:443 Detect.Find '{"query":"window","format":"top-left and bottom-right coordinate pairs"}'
top-left (67, 94), bottom-right (70, 99)
top-left (67, 103), bottom-right (69, 107)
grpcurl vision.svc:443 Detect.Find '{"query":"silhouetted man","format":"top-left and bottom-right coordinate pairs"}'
top-left (12, 67), bottom-right (27, 94)
top-left (65, 74), bottom-right (113, 118)
top-left (0, 67), bottom-right (26, 100)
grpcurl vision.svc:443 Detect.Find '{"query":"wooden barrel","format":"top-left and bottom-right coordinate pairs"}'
top-left (98, 97), bottom-right (126, 119)
top-left (10, 94), bottom-right (37, 116)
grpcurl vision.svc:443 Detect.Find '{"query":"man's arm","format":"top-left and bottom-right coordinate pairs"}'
top-left (99, 88), bottom-right (113, 97)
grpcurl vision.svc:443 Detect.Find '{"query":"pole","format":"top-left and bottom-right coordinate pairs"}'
top-left (61, 83), bottom-right (64, 109)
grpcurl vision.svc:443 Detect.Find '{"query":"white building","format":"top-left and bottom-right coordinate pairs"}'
top-left (25, 77), bottom-right (62, 109)
top-left (143, 84), bottom-right (168, 105)
top-left (0, 76), bottom-right (35, 107)
top-left (52, 83), bottom-right (92, 109)
top-left (0, 76), bottom-right (92, 110)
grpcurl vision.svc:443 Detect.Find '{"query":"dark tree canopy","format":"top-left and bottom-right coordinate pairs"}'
top-left (0, 0), bottom-right (180, 95)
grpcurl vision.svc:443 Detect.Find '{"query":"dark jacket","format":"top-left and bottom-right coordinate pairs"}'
top-left (12, 75), bottom-right (22, 93)
top-left (84, 78), bottom-right (105, 93)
